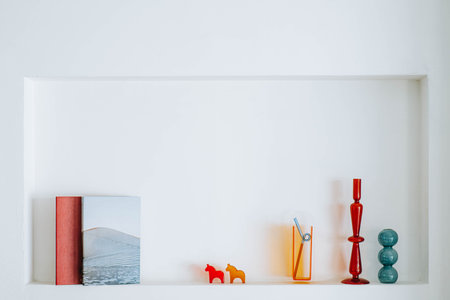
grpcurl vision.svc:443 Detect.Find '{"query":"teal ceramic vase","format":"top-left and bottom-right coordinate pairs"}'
top-left (378, 229), bottom-right (398, 283)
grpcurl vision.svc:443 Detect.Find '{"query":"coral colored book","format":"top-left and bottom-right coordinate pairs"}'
top-left (56, 196), bottom-right (82, 285)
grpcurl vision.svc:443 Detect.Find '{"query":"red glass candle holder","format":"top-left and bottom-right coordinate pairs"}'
top-left (342, 179), bottom-right (369, 284)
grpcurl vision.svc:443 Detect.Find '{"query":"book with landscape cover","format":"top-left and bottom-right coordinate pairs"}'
top-left (55, 196), bottom-right (82, 285)
top-left (82, 196), bottom-right (140, 285)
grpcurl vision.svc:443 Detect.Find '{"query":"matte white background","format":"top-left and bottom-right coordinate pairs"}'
top-left (0, 1), bottom-right (449, 299)
top-left (29, 79), bottom-right (426, 285)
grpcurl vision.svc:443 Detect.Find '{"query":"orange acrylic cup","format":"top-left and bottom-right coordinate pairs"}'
top-left (292, 225), bottom-right (313, 280)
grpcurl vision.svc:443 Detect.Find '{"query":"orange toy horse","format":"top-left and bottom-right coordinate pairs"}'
top-left (205, 264), bottom-right (224, 283)
top-left (226, 264), bottom-right (246, 283)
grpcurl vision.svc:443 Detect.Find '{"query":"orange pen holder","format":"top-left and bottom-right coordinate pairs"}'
top-left (292, 225), bottom-right (313, 280)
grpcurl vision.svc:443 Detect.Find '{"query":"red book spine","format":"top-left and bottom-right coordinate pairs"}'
top-left (56, 196), bottom-right (82, 285)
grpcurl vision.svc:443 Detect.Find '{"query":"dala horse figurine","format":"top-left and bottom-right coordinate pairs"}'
top-left (226, 264), bottom-right (246, 283)
top-left (205, 264), bottom-right (224, 283)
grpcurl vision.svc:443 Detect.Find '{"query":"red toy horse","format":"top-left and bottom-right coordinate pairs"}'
top-left (205, 264), bottom-right (224, 283)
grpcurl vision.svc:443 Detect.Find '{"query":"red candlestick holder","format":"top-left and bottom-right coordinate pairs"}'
top-left (342, 179), bottom-right (370, 284)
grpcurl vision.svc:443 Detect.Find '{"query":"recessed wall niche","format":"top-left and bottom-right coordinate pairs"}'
top-left (24, 77), bottom-right (428, 285)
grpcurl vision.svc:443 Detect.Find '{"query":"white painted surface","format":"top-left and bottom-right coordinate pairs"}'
top-left (0, 0), bottom-right (449, 299)
top-left (28, 79), bottom-right (426, 285)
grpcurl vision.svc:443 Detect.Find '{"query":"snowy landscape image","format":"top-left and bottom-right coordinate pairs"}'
top-left (82, 196), bottom-right (140, 285)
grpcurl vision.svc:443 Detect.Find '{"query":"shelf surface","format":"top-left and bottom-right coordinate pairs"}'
top-left (23, 280), bottom-right (431, 300)
top-left (28, 280), bottom-right (428, 286)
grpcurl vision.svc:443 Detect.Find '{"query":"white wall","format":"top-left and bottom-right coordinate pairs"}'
top-left (28, 78), bottom-right (426, 285)
top-left (0, 1), bottom-right (449, 299)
